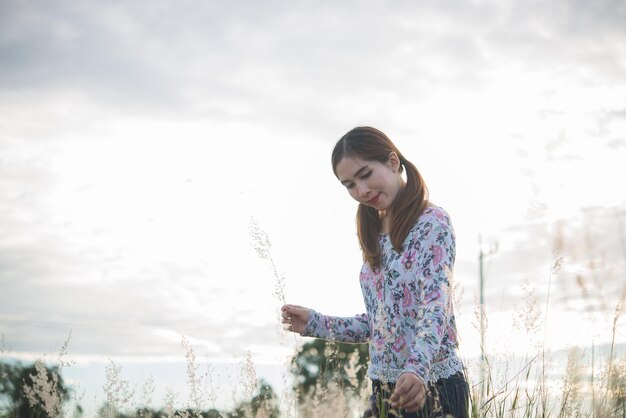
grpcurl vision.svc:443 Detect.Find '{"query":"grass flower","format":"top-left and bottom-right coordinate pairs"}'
top-left (181, 336), bottom-right (203, 414)
top-left (513, 280), bottom-right (542, 348)
top-left (23, 359), bottom-right (64, 418)
top-left (249, 217), bottom-right (287, 305)
top-left (240, 350), bottom-right (258, 402)
top-left (102, 360), bottom-right (135, 417)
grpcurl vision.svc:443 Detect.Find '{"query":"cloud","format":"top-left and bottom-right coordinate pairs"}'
top-left (479, 205), bottom-right (626, 313)
top-left (1, 0), bottom-right (623, 133)
top-left (0, 134), bottom-right (288, 359)
top-left (1, 0), bottom-right (625, 369)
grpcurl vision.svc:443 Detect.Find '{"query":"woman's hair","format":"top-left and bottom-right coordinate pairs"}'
top-left (331, 126), bottom-right (429, 269)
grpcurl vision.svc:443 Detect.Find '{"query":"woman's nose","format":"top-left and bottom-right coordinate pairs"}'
top-left (356, 182), bottom-right (370, 197)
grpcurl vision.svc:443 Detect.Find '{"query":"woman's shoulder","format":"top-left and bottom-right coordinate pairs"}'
top-left (415, 203), bottom-right (453, 229)
top-left (406, 203), bottom-right (454, 248)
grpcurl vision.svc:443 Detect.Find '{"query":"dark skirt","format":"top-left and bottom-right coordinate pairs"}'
top-left (362, 372), bottom-right (469, 418)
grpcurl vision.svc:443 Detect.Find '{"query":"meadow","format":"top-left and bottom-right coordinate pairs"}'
top-left (1, 299), bottom-right (624, 418)
top-left (2, 221), bottom-right (625, 418)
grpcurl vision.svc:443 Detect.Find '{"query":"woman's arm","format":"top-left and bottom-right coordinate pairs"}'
top-left (403, 215), bottom-right (456, 383)
top-left (282, 304), bottom-right (371, 343)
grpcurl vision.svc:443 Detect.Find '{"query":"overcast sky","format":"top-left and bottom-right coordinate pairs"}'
top-left (1, 0), bottom-right (625, 412)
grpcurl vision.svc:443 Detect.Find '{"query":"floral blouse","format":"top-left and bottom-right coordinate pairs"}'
top-left (302, 205), bottom-right (463, 384)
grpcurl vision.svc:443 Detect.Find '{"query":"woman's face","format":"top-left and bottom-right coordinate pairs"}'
top-left (335, 154), bottom-right (403, 211)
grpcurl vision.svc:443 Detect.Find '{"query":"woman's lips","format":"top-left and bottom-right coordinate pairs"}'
top-left (367, 193), bottom-right (381, 205)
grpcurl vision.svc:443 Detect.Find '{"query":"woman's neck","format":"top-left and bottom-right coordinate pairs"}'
top-left (380, 210), bottom-right (391, 234)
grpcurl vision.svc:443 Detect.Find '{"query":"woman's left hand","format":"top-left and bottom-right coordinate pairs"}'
top-left (389, 372), bottom-right (427, 413)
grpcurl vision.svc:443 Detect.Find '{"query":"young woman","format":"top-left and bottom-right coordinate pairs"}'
top-left (281, 126), bottom-right (469, 418)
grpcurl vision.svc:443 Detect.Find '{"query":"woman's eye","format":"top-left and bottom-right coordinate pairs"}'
top-left (346, 184), bottom-right (355, 190)
top-left (361, 171), bottom-right (372, 179)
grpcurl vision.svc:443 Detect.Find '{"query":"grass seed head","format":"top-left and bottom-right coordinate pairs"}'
top-left (551, 253), bottom-right (564, 275)
top-left (23, 359), bottom-right (63, 418)
top-left (249, 217), bottom-right (272, 260)
top-left (103, 359), bottom-right (135, 416)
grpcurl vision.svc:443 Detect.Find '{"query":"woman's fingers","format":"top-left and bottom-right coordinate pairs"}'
top-left (403, 400), bottom-right (421, 413)
top-left (403, 385), bottom-right (426, 412)
top-left (402, 388), bottom-right (426, 412)
top-left (390, 373), bottom-right (427, 412)
top-left (390, 376), bottom-right (414, 403)
top-left (282, 304), bottom-right (304, 314)
top-left (281, 310), bottom-right (292, 321)
top-left (280, 305), bottom-right (292, 321)
top-left (280, 304), bottom-right (310, 334)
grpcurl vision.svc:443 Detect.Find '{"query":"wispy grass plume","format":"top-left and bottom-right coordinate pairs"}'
top-left (102, 360), bottom-right (135, 417)
top-left (23, 359), bottom-right (64, 418)
top-left (249, 216), bottom-right (287, 305)
top-left (22, 330), bottom-right (74, 418)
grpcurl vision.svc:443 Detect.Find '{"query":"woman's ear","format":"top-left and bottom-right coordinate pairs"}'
top-left (388, 152), bottom-right (400, 172)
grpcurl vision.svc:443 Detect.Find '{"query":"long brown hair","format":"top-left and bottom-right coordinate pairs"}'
top-left (331, 126), bottom-right (429, 269)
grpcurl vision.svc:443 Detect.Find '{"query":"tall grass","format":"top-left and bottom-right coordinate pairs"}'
top-left (2, 290), bottom-right (624, 417)
top-left (465, 248), bottom-right (626, 418)
top-left (3, 322), bottom-right (623, 417)
top-left (2, 216), bottom-right (625, 417)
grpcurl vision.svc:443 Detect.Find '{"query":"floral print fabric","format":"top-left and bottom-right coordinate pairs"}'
top-left (302, 206), bottom-right (463, 384)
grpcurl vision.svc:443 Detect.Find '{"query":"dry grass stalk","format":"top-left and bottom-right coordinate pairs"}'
top-left (299, 379), bottom-right (351, 418)
top-left (607, 293), bottom-right (625, 384)
top-left (558, 348), bottom-right (583, 418)
top-left (162, 386), bottom-right (181, 418)
top-left (102, 359), bottom-right (135, 417)
top-left (58, 329), bottom-right (75, 369)
top-left (513, 281), bottom-right (543, 351)
top-left (181, 336), bottom-right (204, 414)
top-left (21, 329), bottom-right (74, 418)
top-left (294, 346), bottom-right (368, 418)
top-left (249, 217), bottom-right (287, 305)
top-left (240, 350), bottom-right (258, 402)
top-left (204, 363), bottom-right (218, 411)
top-left (137, 375), bottom-right (155, 417)
top-left (23, 359), bottom-right (64, 418)
top-left (605, 356), bottom-right (626, 416)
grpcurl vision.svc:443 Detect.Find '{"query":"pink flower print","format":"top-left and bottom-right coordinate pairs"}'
top-left (324, 317), bottom-right (333, 331)
top-left (447, 327), bottom-right (458, 344)
top-left (436, 325), bottom-right (443, 336)
top-left (402, 285), bottom-right (412, 308)
top-left (432, 245), bottom-right (444, 265)
top-left (360, 271), bottom-right (369, 282)
top-left (374, 336), bottom-right (385, 349)
top-left (375, 280), bottom-right (383, 300)
top-left (375, 273), bottom-right (385, 300)
top-left (392, 335), bottom-right (406, 352)
top-left (424, 289), bottom-right (441, 304)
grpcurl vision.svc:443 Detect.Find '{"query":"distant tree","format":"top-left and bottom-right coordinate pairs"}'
top-left (202, 408), bottom-right (224, 418)
top-left (290, 339), bottom-right (369, 402)
top-left (0, 360), bottom-right (71, 418)
top-left (0, 361), bottom-right (19, 417)
top-left (108, 406), bottom-right (223, 418)
top-left (227, 379), bottom-right (279, 418)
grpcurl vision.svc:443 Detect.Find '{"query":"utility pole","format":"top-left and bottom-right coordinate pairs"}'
top-left (478, 234), bottom-right (497, 402)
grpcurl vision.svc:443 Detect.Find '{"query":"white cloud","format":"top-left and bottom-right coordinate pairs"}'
top-left (1, 0), bottom-right (625, 410)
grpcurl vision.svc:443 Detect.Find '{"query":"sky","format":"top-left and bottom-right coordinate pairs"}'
top-left (1, 0), bottom-right (626, 413)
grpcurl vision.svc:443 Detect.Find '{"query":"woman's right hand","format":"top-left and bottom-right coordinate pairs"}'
top-left (280, 304), bottom-right (310, 335)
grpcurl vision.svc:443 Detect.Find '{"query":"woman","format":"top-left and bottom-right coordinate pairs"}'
top-left (281, 126), bottom-right (469, 417)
